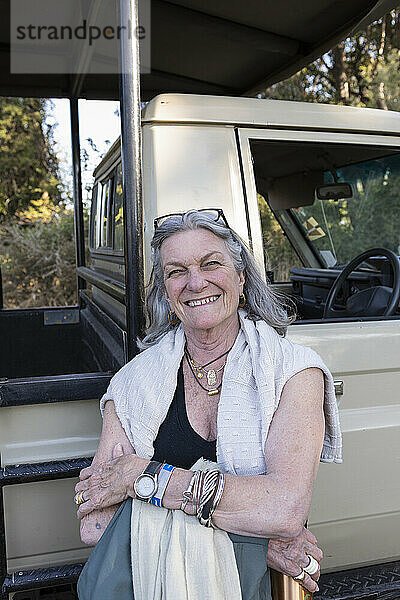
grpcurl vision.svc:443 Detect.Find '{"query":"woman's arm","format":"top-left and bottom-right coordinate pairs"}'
top-left (160, 367), bottom-right (325, 538)
top-left (78, 401), bottom-right (138, 545)
top-left (209, 366), bottom-right (325, 537)
top-left (77, 367), bottom-right (324, 541)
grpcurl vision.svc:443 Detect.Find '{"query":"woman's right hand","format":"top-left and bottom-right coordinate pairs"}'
top-left (267, 526), bottom-right (323, 593)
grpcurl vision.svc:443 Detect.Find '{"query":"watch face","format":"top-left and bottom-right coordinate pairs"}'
top-left (135, 474), bottom-right (157, 499)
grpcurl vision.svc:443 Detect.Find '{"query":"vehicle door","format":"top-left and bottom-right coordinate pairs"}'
top-left (237, 127), bottom-right (400, 571)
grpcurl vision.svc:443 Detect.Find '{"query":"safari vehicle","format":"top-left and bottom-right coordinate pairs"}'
top-left (89, 94), bottom-right (400, 582)
top-left (1, 0), bottom-right (400, 599)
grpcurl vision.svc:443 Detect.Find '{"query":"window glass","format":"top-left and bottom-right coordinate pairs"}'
top-left (292, 153), bottom-right (400, 265)
top-left (95, 182), bottom-right (102, 248)
top-left (101, 180), bottom-right (110, 247)
top-left (258, 194), bottom-right (302, 282)
top-left (114, 164), bottom-right (124, 251)
top-left (90, 184), bottom-right (98, 249)
top-left (250, 139), bottom-right (400, 274)
top-left (98, 178), bottom-right (113, 248)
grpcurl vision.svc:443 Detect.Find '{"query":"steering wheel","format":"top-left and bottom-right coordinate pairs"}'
top-left (323, 247), bottom-right (400, 318)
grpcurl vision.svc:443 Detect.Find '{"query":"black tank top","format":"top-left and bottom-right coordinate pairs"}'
top-left (152, 363), bottom-right (217, 469)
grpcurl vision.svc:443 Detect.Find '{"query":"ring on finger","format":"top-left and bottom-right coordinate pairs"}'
top-left (293, 569), bottom-right (306, 583)
top-left (304, 555), bottom-right (319, 576)
top-left (74, 491), bottom-right (86, 506)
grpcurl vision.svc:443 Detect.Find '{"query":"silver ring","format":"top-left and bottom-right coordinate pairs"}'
top-left (293, 569), bottom-right (306, 582)
top-left (304, 555), bottom-right (319, 576)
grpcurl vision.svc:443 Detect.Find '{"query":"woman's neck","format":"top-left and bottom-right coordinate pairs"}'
top-left (184, 316), bottom-right (240, 364)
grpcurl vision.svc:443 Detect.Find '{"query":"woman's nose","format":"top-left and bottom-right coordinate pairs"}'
top-left (186, 268), bottom-right (207, 292)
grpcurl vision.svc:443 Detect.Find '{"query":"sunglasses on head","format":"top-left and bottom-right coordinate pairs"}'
top-left (153, 208), bottom-right (230, 231)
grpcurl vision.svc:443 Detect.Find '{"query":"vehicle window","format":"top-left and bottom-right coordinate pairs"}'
top-left (89, 184), bottom-right (98, 249)
top-left (250, 140), bottom-right (400, 269)
top-left (293, 154), bottom-right (400, 265)
top-left (114, 164), bottom-right (124, 251)
top-left (258, 193), bottom-right (302, 282)
top-left (101, 179), bottom-right (113, 247)
top-left (95, 177), bottom-right (113, 249)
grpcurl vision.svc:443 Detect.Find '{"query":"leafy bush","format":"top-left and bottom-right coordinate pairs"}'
top-left (0, 209), bottom-right (79, 308)
top-left (258, 195), bottom-right (302, 282)
top-left (0, 98), bottom-right (64, 220)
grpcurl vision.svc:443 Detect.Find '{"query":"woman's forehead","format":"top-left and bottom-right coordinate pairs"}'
top-left (160, 229), bottom-right (228, 263)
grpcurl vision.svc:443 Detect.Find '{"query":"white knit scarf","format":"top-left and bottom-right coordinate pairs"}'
top-left (101, 312), bottom-right (342, 600)
top-left (130, 459), bottom-right (242, 600)
top-left (101, 310), bottom-right (342, 475)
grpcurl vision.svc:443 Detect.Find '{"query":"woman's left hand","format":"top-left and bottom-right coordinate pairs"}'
top-left (267, 526), bottom-right (323, 593)
top-left (75, 444), bottom-right (147, 519)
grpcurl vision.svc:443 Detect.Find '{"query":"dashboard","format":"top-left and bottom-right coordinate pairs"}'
top-left (290, 257), bottom-right (399, 319)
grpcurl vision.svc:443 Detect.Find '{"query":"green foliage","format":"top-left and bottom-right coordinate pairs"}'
top-left (263, 10), bottom-right (400, 110)
top-left (0, 98), bottom-right (78, 307)
top-left (0, 97), bottom-right (64, 221)
top-left (258, 195), bottom-right (302, 282)
top-left (258, 9), bottom-right (400, 279)
top-left (0, 209), bottom-right (78, 308)
top-left (297, 157), bottom-right (400, 265)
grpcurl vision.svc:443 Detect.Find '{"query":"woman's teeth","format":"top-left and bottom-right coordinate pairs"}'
top-left (187, 295), bottom-right (219, 307)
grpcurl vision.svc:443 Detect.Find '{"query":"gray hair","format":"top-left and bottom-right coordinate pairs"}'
top-left (138, 210), bottom-right (296, 349)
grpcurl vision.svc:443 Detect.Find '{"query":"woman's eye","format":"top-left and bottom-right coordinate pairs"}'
top-left (167, 269), bottom-right (183, 277)
top-left (203, 261), bottom-right (220, 268)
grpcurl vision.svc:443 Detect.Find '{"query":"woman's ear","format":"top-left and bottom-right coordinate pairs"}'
top-left (239, 271), bottom-right (245, 292)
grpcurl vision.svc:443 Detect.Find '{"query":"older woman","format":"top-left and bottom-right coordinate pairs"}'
top-left (75, 209), bottom-right (342, 599)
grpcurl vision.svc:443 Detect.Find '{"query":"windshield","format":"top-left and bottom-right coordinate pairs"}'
top-left (291, 153), bottom-right (400, 266)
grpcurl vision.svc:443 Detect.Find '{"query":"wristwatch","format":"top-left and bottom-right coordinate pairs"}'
top-left (134, 460), bottom-right (163, 502)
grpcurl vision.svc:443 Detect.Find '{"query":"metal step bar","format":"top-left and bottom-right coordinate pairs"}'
top-left (318, 560), bottom-right (400, 600)
top-left (1, 563), bottom-right (83, 599)
top-left (1, 457), bottom-right (92, 600)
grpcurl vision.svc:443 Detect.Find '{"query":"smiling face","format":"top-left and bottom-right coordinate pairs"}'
top-left (161, 228), bottom-right (245, 335)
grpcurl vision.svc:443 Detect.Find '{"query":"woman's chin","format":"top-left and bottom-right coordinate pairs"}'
top-left (182, 310), bottom-right (236, 333)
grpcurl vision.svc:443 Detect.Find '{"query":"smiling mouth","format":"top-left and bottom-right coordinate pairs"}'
top-left (185, 295), bottom-right (220, 307)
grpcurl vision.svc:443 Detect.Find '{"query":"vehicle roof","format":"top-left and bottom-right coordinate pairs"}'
top-left (1, 0), bottom-right (396, 99)
top-left (93, 93), bottom-right (400, 178)
top-left (142, 94), bottom-right (400, 135)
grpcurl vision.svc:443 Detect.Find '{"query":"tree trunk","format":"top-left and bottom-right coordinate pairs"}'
top-left (331, 44), bottom-right (350, 104)
top-left (376, 81), bottom-right (388, 110)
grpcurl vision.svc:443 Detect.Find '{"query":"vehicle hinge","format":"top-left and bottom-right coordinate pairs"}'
top-left (44, 309), bottom-right (79, 325)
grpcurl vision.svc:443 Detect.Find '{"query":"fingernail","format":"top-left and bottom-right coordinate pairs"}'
top-left (316, 586), bottom-right (320, 592)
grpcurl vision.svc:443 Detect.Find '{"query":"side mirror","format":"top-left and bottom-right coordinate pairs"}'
top-left (316, 183), bottom-right (353, 201)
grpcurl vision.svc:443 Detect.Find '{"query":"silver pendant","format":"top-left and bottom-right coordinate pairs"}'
top-left (207, 369), bottom-right (217, 386)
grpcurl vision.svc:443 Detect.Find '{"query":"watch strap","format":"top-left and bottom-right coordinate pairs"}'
top-left (144, 460), bottom-right (163, 477)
